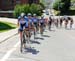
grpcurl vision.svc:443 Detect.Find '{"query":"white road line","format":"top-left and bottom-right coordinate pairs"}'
top-left (0, 41), bottom-right (20, 61)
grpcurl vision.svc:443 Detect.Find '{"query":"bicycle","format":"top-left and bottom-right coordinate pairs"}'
top-left (20, 28), bottom-right (33, 52)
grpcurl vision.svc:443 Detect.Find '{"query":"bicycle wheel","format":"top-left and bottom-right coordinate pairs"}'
top-left (20, 36), bottom-right (23, 53)
top-left (34, 27), bottom-right (36, 40)
top-left (20, 31), bottom-right (26, 53)
top-left (23, 31), bottom-right (26, 48)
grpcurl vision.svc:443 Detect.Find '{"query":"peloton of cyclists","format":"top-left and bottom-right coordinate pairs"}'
top-left (18, 13), bottom-right (45, 42)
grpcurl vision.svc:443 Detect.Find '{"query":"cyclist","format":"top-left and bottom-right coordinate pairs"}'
top-left (32, 14), bottom-right (39, 34)
top-left (60, 17), bottom-right (63, 27)
top-left (17, 13), bottom-right (27, 48)
top-left (48, 16), bottom-right (52, 30)
top-left (24, 13), bottom-right (34, 40)
top-left (68, 17), bottom-right (74, 29)
top-left (54, 18), bottom-right (59, 28)
top-left (39, 16), bottom-right (45, 35)
top-left (64, 15), bottom-right (68, 29)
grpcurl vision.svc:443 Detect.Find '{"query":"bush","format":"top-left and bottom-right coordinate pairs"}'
top-left (14, 4), bottom-right (43, 18)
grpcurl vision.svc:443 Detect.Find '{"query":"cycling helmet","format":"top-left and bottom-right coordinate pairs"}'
top-left (27, 13), bottom-right (32, 16)
top-left (20, 13), bottom-right (25, 17)
top-left (33, 14), bottom-right (36, 16)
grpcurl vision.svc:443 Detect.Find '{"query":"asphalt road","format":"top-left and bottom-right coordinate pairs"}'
top-left (0, 23), bottom-right (75, 61)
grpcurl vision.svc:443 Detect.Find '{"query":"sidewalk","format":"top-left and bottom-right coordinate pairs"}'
top-left (0, 17), bottom-right (17, 24)
top-left (0, 17), bottom-right (18, 43)
top-left (0, 28), bottom-right (18, 43)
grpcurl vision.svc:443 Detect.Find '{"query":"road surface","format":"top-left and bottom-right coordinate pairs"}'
top-left (0, 24), bottom-right (75, 61)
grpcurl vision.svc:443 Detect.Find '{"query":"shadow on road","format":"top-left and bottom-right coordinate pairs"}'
top-left (65, 28), bottom-right (75, 30)
top-left (30, 40), bottom-right (41, 44)
top-left (49, 29), bottom-right (55, 32)
top-left (35, 37), bottom-right (44, 40)
top-left (42, 35), bottom-right (50, 37)
top-left (25, 47), bottom-right (39, 55)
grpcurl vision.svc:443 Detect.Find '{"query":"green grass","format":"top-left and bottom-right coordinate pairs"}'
top-left (0, 21), bottom-right (17, 33)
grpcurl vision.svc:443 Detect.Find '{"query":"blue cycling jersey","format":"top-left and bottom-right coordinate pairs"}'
top-left (27, 18), bottom-right (33, 23)
top-left (39, 19), bottom-right (44, 23)
top-left (32, 18), bottom-right (38, 23)
top-left (25, 21), bottom-right (29, 27)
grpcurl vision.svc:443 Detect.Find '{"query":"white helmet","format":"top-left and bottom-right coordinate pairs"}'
top-left (33, 14), bottom-right (36, 16)
top-left (20, 13), bottom-right (25, 17)
top-left (27, 13), bottom-right (32, 16)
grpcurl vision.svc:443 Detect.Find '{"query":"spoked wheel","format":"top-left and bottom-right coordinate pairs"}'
top-left (34, 31), bottom-right (36, 40)
top-left (20, 32), bottom-right (26, 53)
top-left (34, 27), bottom-right (36, 40)
top-left (20, 39), bottom-right (23, 53)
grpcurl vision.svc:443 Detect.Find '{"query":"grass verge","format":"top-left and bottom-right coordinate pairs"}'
top-left (0, 21), bottom-right (17, 33)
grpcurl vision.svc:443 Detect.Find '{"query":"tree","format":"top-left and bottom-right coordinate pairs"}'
top-left (53, 0), bottom-right (71, 13)
top-left (61, 0), bottom-right (71, 11)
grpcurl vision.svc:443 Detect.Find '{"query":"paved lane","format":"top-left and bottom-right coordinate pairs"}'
top-left (0, 25), bottom-right (75, 61)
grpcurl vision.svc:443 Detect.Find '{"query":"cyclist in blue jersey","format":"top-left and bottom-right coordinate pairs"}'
top-left (39, 16), bottom-right (45, 27)
top-left (33, 14), bottom-right (39, 32)
top-left (18, 13), bottom-right (27, 42)
top-left (27, 13), bottom-right (34, 29)
top-left (24, 13), bottom-right (34, 39)
top-left (39, 16), bottom-right (45, 35)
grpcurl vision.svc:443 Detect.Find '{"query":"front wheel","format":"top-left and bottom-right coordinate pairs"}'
top-left (20, 38), bottom-right (23, 53)
top-left (20, 31), bottom-right (26, 53)
top-left (40, 27), bottom-right (43, 35)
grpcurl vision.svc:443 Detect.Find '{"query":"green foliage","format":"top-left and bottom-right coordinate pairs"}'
top-left (14, 4), bottom-right (44, 18)
top-left (53, 0), bottom-right (60, 10)
top-left (39, 3), bottom-right (45, 9)
top-left (53, 0), bottom-right (71, 13)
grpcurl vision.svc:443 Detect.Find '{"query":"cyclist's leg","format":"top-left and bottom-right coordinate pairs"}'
top-left (40, 23), bottom-right (43, 35)
top-left (18, 28), bottom-right (23, 52)
top-left (48, 21), bottom-right (51, 31)
top-left (33, 23), bottom-right (36, 35)
top-left (18, 24), bottom-right (23, 41)
top-left (25, 28), bottom-right (29, 38)
top-left (65, 20), bottom-right (68, 29)
top-left (37, 23), bottom-right (39, 33)
top-left (25, 28), bottom-right (29, 44)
